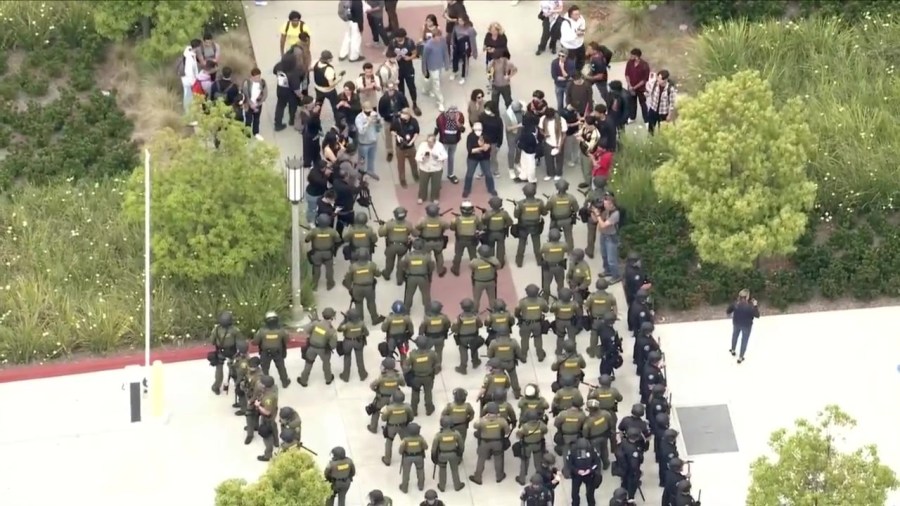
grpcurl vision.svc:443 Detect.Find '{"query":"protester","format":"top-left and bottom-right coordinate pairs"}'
top-left (421, 31), bottom-right (450, 112)
top-left (450, 15), bottom-right (478, 85)
top-left (559, 5), bottom-right (586, 72)
top-left (435, 106), bottom-right (466, 184)
top-left (462, 121), bottom-right (498, 198)
top-left (355, 101), bottom-right (381, 175)
top-left (624, 48), bottom-right (651, 123)
top-left (339, 0), bottom-right (365, 62)
top-left (646, 70), bottom-right (677, 135)
top-left (487, 48), bottom-right (517, 112)
top-left (242, 68), bottom-right (267, 140)
top-left (537, 0), bottom-right (564, 55)
top-left (416, 134), bottom-right (448, 204)
top-left (280, 11), bottom-right (310, 55)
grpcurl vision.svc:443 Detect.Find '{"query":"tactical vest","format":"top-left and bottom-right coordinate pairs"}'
top-left (446, 403), bottom-right (471, 425)
top-left (486, 211), bottom-right (508, 232)
top-left (387, 315), bottom-right (409, 336)
top-left (376, 373), bottom-right (401, 396)
top-left (519, 299), bottom-right (545, 321)
top-left (410, 351), bottom-right (433, 375)
top-left (309, 323), bottom-right (331, 347)
top-left (585, 413), bottom-right (610, 438)
top-left (571, 263), bottom-right (591, 285)
top-left (386, 405), bottom-right (411, 424)
top-left (260, 330), bottom-right (282, 351)
top-left (349, 227), bottom-right (371, 248)
top-left (405, 254), bottom-right (429, 275)
top-left (234, 357), bottom-right (250, 381)
top-left (543, 244), bottom-right (566, 263)
top-left (351, 263), bottom-right (375, 285)
top-left (479, 417), bottom-right (503, 439)
top-left (437, 431), bottom-right (460, 452)
top-left (489, 312), bottom-right (511, 330)
top-left (456, 216), bottom-right (477, 237)
top-left (550, 195), bottom-right (573, 220)
top-left (387, 221), bottom-right (410, 243)
top-left (313, 62), bottom-right (331, 88)
top-left (312, 228), bottom-right (334, 251)
top-left (497, 402), bottom-right (514, 421)
top-left (555, 388), bottom-right (578, 410)
top-left (472, 260), bottom-right (496, 282)
top-left (520, 399), bottom-right (547, 419)
top-left (420, 218), bottom-right (443, 239)
top-left (342, 322), bottom-right (366, 339)
top-left (560, 411), bottom-right (583, 434)
top-left (403, 436), bottom-right (426, 455)
top-left (243, 370), bottom-right (262, 397)
top-left (456, 315), bottom-right (479, 335)
top-left (520, 421), bottom-right (545, 444)
top-left (486, 373), bottom-right (509, 392)
top-left (554, 303), bottom-right (576, 321)
top-left (213, 326), bottom-right (237, 348)
top-left (492, 340), bottom-right (515, 362)
top-left (423, 316), bottom-right (447, 336)
top-left (591, 388), bottom-right (619, 410)
top-left (330, 458), bottom-right (353, 479)
top-left (519, 200), bottom-right (542, 224)
top-left (560, 356), bottom-right (582, 376)
top-left (588, 295), bottom-right (610, 318)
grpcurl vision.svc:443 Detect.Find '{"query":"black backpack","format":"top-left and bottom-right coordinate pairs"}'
top-left (617, 206), bottom-right (628, 228)
top-left (212, 79), bottom-right (236, 102)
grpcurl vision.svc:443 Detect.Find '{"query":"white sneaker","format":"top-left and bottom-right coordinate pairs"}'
top-left (449, 73), bottom-right (456, 80)
top-left (508, 170), bottom-right (518, 179)
top-left (553, 176), bottom-right (561, 181)
top-left (254, 134), bottom-right (264, 141)
top-left (567, 161), bottom-right (575, 167)
top-left (543, 176), bottom-right (552, 181)
top-left (459, 78), bottom-right (466, 85)
top-left (438, 104), bottom-right (445, 112)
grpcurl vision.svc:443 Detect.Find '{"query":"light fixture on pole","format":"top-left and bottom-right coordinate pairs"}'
top-left (284, 156), bottom-right (306, 328)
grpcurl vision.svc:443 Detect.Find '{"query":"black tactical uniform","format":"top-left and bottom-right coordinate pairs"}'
top-left (614, 427), bottom-right (645, 500)
top-left (519, 474), bottom-right (554, 506)
top-left (657, 429), bottom-right (680, 488)
top-left (627, 288), bottom-right (653, 335)
top-left (618, 404), bottom-right (651, 452)
top-left (567, 438), bottom-right (601, 506)
top-left (639, 352), bottom-right (666, 405)
top-left (663, 458), bottom-right (688, 506)
top-left (597, 313), bottom-right (623, 377)
top-left (634, 321), bottom-right (660, 375)
top-left (623, 251), bottom-right (651, 311)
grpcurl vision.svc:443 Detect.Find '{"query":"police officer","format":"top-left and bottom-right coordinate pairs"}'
top-left (674, 479), bottom-right (700, 506)
top-left (580, 176), bottom-right (607, 257)
top-left (337, 307), bottom-right (369, 382)
top-left (366, 489), bottom-right (392, 506)
top-left (553, 400), bottom-right (586, 460)
top-left (254, 311), bottom-right (291, 388)
top-left (440, 388), bottom-right (475, 444)
top-left (539, 229), bottom-right (569, 300)
top-left (623, 251), bottom-right (651, 311)
top-left (628, 288), bottom-right (654, 336)
top-left (242, 357), bottom-right (263, 443)
top-left (514, 183), bottom-right (548, 267)
top-left (551, 340), bottom-right (586, 391)
top-left (520, 474), bottom-right (554, 506)
top-left (416, 203), bottom-right (450, 277)
top-left (279, 406), bottom-right (303, 442)
top-left (343, 211), bottom-right (378, 260)
top-left (551, 375), bottom-right (585, 416)
top-left (550, 288), bottom-right (580, 352)
top-left (451, 298), bottom-right (484, 373)
top-left (514, 410), bottom-right (549, 485)
top-left (278, 427), bottom-right (300, 453)
top-left (481, 196), bottom-right (513, 267)
top-left (419, 300), bottom-right (450, 366)
top-left (367, 358), bottom-right (406, 433)
top-left (640, 352), bottom-right (667, 404)
top-left (398, 422), bottom-right (428, 492)
top-left (479, 359), bottom-right (511, 410)
top-left (324, 446), bottom-right (356, 506)
top-left (657, 429), bottom-right (680, 487)
top-left (537, 453), bottom-right (562, 503)
top-left (582, 399), bottom-right (613, 469)
top-left (597, 313), bottom-right (623, 376)
top-left (381, 390), bottom-right (415, 465)
top-left (547, 178), bottom-right (580, 250)
top-left (210, 310), bottom-right (242, 395)
top-left (487, 326), bottom-right (525, 398)
top-left (663, 458), bottom-right (689, 506)
top-left (567, 248), bottom-right (592, 316)
top-left (432, 416), bottom-right (466, 492)
top-left (254, 375), bottom-right (280, 461)
top-left (609, 487), bottom-right (630, 506)
top-left (231, 341), bottom-right (251, 414)
top-left (567, 438), bottom-right (601, 506)
top-left (471, 245), bottom-right (500, 312)
top-left (382, 301), bottom-right (415, 363)
top-left (380, 206), bottom-right (414, 280)
top-left (634, 322), bottom-right (659, 375)
top-left (420, 489), bottom-right (444, 506)
top-left (615, 427), bottom-right (645, 500)
top-left (406, 336), bottom-right (439, 416)
top-left (586, 375), bottom-right (623, 454)
top-left (470, 402), bottom-right (511, 484)
top-left (344, 249), bottom-right (386, 324)
top-left (491, 389), bottom-right (519, 428)
top-left (586, 280), bottom-right (617, 357)
top-left (515, 284), bottom-right (550, 361)
top-left (398, 238), bottom-right (435, 311)
top-left (653, 412), bottom-right (671, 458)
top-left (518, 383), bottom-right (550, 426)
top-left (306, 214), bottom-right (340, 290)
top-left (618, 404), bottom-right (651, 452)
top-left (647, 384), bottom-right (671, 435)
top-left (450, 201), bottom-right (482, 276)
top-left (298, 307), bottom-right (339, 386)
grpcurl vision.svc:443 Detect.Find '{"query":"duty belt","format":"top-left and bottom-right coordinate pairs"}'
top-left (522, 319), bottom-right (542, 323)
top-left (423, 237), bottom-right (442, 241)
top-left (544, 261), bottom-right (565, 267)
top-left (353, 282), bottom-right (375, 287)
top-left (457, 235), bottom-right (477, 240)
top-left (425, 332), bottom-right (445, 338)
top-left (388, 422), bottom-right (406, 427)
top-left (404, 451), bottom-right (425, 456)
top-left (388, 240), bottom-right (408, 245)
top-left (413, 372), bottom-right (431, 377)
top-left (482, 437), bottom-right (504, 441)
top-left (405, 273), bottom-right (428, 277)
top-left (309, 343), bottom-right (328, 349)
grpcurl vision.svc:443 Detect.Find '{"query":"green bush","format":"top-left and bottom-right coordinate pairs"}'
top-left (0, 1), bottom-right (99, 51)
top-left (609, 134), bottom-right (676, 224)
top-left (216, 450), bottom-right (331, 506)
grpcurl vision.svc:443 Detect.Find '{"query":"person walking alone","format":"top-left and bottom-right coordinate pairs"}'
top-left (421, 31), bottom-right (450, 112)
top-left (416, 134), bottom-right (448, 204)
top-left (559, 5), bottom-right (586, 72)
top-left (450, 15), bottom-right (477, 85)
top-left (726, 290), bottom-right (760, 364)
top-left (339, 0), bottom-right (366, 63)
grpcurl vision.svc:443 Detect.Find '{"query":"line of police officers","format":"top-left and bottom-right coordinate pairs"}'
top-left (206, 181), bottom-right (699, 506)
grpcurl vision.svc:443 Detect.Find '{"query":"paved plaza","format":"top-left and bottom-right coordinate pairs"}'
top-left (1, 1), bottom-right (898, 506)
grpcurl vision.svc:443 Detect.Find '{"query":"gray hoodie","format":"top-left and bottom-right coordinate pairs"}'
top-left (421, 35), bottom-right (450, 73)
top-left (451, 25), bottom-right (478, 58)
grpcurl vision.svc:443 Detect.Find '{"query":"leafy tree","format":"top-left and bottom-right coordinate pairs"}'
top-left (91, 0), bottom-right (216, 61)
top-left (215, 450), bottom-right (332, 506)
top-left (748, 405), bottom-right (899, 506)
top-left (653, 70), bottom-right (817, 269)
top-left (123, 100), bottom-right (289, 281)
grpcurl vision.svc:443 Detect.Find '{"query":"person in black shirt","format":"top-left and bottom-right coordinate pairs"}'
top-left (726, 289), bottom-right (760, 363)
top-left (298, 98), bottom-right (323, 169)
top-left (316, 189), bottom-right (338, 227)
top-left (272, 50), bottom-right (304, 131)
top-left (537, 453), bottom-right (561, 504)
top-left (390, 107), bottom-right (421, 187)
top-left (462, 122), bottom-right (498, 198)
top-left (478, 102), bottom-right (504, 177)
top-left (560, 105), bottom-right (580, 168)
top-left (331, 158), bottom-right (359, 236)
top-left (387, 28), bottom-right (422, 116)
top-left (605, 81), bottom-right (628, 131)
top-left (305, 160), bottom-right (332, 223)
top-left (593, 104), bottom-right (617, 153)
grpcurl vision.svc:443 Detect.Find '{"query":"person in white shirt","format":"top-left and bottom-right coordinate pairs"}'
top-left (540, 108), bottom-right (565, 181)
top-left (537, 0), bottom-right (564, 55)
top-left (241, 68), bottom-right (268, 140)
top-left (356, 62), bottom-right (384, 107)
top-left (415, 134), bottom-right (448, 204)
top-left (180, 40), bottom-right (201, 116)
top-left (559, 5), bottom-right (587, 72)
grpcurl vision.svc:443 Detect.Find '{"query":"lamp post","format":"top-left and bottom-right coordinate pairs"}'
top-left (284, 156), bottom-right (306, 328)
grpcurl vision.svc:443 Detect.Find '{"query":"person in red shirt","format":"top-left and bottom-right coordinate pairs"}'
top-left (624, 47), bottom-right (651, 123)
top-left (591, 148), bottom-right (613, 178)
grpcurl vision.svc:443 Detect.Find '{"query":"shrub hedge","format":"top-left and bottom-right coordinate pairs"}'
top-left (612, 17), bottom-right (900, 311)
top-left (689, 0), bottom-right (900, 27)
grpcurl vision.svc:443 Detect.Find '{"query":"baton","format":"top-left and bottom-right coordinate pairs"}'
top-left (637, 485), bottom-right (645, 501)
top-left (300, 444), bottom-right (319, 456)
top-left (432, 462), bottom-right (437, 480)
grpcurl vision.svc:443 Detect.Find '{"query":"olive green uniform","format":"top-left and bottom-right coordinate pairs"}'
top-left (280, 413), bottom-right (303, 441)
top-left (416, 216), bottom-right (449, 275)
top-left (343, 260), bottom-right (382, 322)
top-left (514, 198), bottom-right (546, 267)
top-left (582, 409), bottom-right (613, 467)
top-left (368, 372), bottom-right (406, 432)
top-left (440, 401), bottom-right (475, 444)
top-left (419, 313), bottom-right (451, 367)
top-left (518, 396), bottom-right (551, 425)
top-left (552, 353), bottom-right (586, 386)
top-left (381, 314), bottom-right (414, 364)
top-left (553, 406), bottom-right (586, 457)
top-left (547, 192), bottom-right (579, 250)
top-left (210, 324), bottom-right (242, 393)
top-left (451, 312), bottom-right (483, 372)
top-left (232, 354), bottom-right (251, 412)
top-left (490, 400), bottom-right (519, 428)
top-left (337, 318), bottom-right (369, 381)
top-left (539, 240), bottom-right (569, 300)
top-left (399, 433), bottom-right (429, 491)
top-left (381, 402), bottom-right (415, 464)
top-left (405, 347), bottom-right (439, 415)
top-left (379, 219), bottom-right (413, 279)
top-left (551, 386), bottom-right (584, 416)
top-left (242, 368), bottom-right (263, 438)
top-left (587, 385), bottom-right (623, 453)
top-left (306, 226), bottom-right (340, 289)
top-left (515, 419), bottom-right (548, 483)
top-left (471, 413), bottom-right (511, 482)
top-left (481, 207), bottom-right (513, 267)
top-left (324, 456), bottom-right (356, 506)
top-left (342, 224), bottom-right (378, 259)
top-left (549, 299), bottom-right (580, 352)
top-left (254, 326), bottom-right (290, 386)
top-left (484, 310), bottom-right (515, 345)
top-left (398, 249), bottom-right (434, 310)
top-left (582, 187), bottom-right (605, 257)
top-left (567, 260), bottom-right (592, 314)
top-left (480, 371), bottom-right (511, 408)
top-left (258, 388), bottom-right (280, 459)
top-left (487, 336), bottom-right (525, 398)
top-left (450, 214), bottom-right (481, 275)
top-left (470, 256), bottom-right (500, 313)
top-left (299, 319), bottom-right (339, 385)
top-left (432, 428), bottom-right (465, 491)
top-left (515, 297), bottom-right (549, 361)
top-left (586, 290), bottom-right (618, 355)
